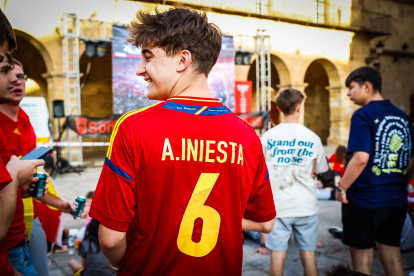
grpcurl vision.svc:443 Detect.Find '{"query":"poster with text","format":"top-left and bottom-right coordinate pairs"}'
top-left (112, 25), bottom-right (235, 114)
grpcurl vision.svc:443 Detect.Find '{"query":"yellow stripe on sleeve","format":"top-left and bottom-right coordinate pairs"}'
top-left (107, 110), bottom-right (136, 158)
top-left (107, 102), bottom-right (163, 159)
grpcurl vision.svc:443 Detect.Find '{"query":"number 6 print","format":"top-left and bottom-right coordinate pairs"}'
top-left (177, 173), bottom-right (221, 257)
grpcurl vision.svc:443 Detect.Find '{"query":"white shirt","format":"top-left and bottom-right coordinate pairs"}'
top-left (261, 123), bottom-right (328, 218)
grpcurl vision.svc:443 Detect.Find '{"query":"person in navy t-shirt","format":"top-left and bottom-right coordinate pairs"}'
top-left (336, 66), bottom-right (414, 276)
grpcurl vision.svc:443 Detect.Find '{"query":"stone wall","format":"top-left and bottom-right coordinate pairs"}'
top-left (357, 0), bottom-right (414, 116)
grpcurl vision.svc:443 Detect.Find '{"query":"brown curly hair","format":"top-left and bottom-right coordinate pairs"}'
top-left (127, 7), bottom-right (222, 76)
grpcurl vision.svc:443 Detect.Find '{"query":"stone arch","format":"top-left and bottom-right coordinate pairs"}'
top-left (303, 58), bottom-right (341, 145)
top-left (13, 30), bottom-right (53, 73)
top-left (248, 54), bottom-right (291, 124)
top-left (12, 30), bottom-right (53, 100)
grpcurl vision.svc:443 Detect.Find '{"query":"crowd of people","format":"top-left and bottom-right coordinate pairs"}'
top-left (1, 6), bottom-right (414, 276)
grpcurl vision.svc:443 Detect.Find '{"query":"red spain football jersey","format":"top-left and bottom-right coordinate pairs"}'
top-left (0, 128), bottom-right (14, 276)
top-left (0, 108), bottom-right (37, 157)
top-left (0, 108), bottom-right (36, 248)
top-left (90, 96), bottom-right (276, 276)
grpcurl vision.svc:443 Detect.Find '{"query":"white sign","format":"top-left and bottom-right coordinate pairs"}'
top-left (20, 97), bottom-right (51, 142)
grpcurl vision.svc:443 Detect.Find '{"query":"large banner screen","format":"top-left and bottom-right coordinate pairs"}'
top-left (112, 25), bottom-right (235, 114)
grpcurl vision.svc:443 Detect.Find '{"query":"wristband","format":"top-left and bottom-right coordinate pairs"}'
top-left (337, 182), bottom-right (348, 191)
top-left (108, 261), bottom-right (119, 271)
top-left (260, 243), bottom-right (266, 248)
top-left (336, 186), bottom-right (346, 194)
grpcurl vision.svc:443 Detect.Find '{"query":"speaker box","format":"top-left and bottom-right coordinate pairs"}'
top-left (52, 100), bottom-right (65, 118)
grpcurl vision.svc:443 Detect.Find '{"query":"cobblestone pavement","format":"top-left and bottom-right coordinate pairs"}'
top-left (48, 163), bottom-right (414, 276)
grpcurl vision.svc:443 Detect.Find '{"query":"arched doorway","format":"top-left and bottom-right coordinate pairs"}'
top-left (247, 55), bottom-right (291, 125)
top-left (12, 30), bottom-right (50, 100)
top-left (304, 59), bottom-right (340, 145)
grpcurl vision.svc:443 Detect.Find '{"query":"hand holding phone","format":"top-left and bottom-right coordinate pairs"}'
top-left (6, 156), bottom-right (46, 187)
top-left (20, 147), bottom-right (52, 161)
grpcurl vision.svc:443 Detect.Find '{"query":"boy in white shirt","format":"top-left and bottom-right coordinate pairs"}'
top-left (261, 88), bottom-right (328, 276)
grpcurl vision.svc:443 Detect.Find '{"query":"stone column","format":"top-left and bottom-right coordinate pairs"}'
top-left (42, 72), bottom-right (65, 139)
top-left (326, 86), bottom-right (350, 146)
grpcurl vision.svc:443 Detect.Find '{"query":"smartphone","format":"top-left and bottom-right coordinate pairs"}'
top-left (20, 147), bottom-right (53, 161)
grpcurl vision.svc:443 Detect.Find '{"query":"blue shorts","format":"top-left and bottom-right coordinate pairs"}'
top-left (8, 238), bottom-right (38, 276)
top-left (265, 214), bottom-right (319, 251)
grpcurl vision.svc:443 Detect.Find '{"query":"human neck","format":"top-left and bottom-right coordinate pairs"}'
top-left (364, 92), bottom-right (384, 105)
top-left (281, 113), bottom-right (300, 124)
top-left (0, 102), bottom-right (19, 121)
top-left (169, 73), bottom-right (213, 99)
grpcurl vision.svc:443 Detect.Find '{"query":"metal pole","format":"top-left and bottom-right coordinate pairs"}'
top-left (267, 36), bottom-right (271, 111)
top-left (260, 37), bottom-right (265, 112)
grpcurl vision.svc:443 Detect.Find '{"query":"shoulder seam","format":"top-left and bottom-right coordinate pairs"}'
top-left (232, 112), bottom-right (256, 130)
top-left (120, 102), bottom-right (164, 128)
top-left (107, 102), bottom-right (163, 159)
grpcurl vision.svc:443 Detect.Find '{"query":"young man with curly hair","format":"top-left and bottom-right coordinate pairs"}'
top-left (89, 7), bottom-right (276, 275)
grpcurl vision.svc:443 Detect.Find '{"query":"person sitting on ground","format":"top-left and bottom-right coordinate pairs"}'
top-left (328, 146), bottom-right (347, 179)
top-left (69, 219), bottom-right (113, 276)
top-left (316, 159), bottom-right (336, 200)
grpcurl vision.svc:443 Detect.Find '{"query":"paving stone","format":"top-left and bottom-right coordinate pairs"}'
top-left (48, 269), bottom-right (66, 276)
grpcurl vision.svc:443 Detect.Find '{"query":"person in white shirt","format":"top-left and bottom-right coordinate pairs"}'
top-left (261, 88), bottom-right (329, 276)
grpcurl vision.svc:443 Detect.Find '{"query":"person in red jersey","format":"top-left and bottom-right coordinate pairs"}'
top-left (0, 59), bottom-right (82, 276)
top-left (328, 145), bottom-right (347, 178)
top-left (89, 7), bottom-right (276, 276)
top-left (0, 9), bottom-right (46, 275)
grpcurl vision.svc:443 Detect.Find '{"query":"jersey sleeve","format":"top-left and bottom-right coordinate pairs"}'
top-left (0, 128), bottom-right (11, 165)
top-left (0, 128), bottom-right (12, 190)
top-left (243, 147), bottom-right (276, 222)
top-left (89, 127), bottom-right (136, 232)
top-left (0, 158), bottom-right (12, 190)
top-left (347, 111), bottom-right (372, 154)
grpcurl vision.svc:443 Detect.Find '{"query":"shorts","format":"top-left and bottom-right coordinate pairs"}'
top-left (8, 238), bottom-right (38, 276)
top-left (265, 214), bottom-right (318, 251)
top-left (342, 203), bottom-right (407, 249)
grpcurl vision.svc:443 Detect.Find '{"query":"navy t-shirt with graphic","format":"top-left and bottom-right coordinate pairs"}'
top-left (347, 100), bottom-right (413, 209)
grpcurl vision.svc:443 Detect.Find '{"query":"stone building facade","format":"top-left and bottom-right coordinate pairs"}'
top-left (2, 0), bottom-right (413, 158)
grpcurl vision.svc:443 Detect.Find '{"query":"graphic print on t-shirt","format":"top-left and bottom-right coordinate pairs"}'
top-left (266, 139), bottom-right (316, 168)
top-left (372, 116), bottom-right (412, 176)
top-left (261, 124), bottom-right (328, 218)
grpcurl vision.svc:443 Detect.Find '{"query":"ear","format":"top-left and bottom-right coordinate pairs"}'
top-left (364, 81), bottom-right (372, 94)
top-left (176, 50), bottom-right (192, 73)
top-left (296, 103), bottom-right (302, 113)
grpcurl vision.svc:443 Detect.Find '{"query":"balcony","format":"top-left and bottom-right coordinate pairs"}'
top-left (351, 9), bottom-right (392, 35)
